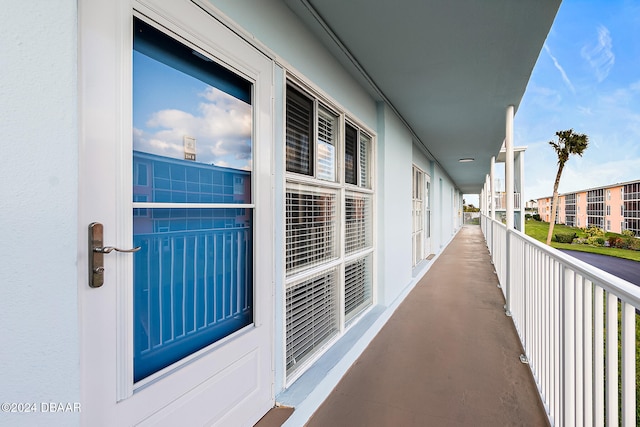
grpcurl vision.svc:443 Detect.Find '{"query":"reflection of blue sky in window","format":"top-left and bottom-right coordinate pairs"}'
top-left (133, 51), bottom-right (252, 170)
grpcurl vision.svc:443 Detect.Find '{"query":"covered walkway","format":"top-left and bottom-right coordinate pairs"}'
top-left (301, 225), bottom-right (548, 426)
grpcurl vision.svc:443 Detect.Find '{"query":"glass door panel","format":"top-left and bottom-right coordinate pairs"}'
top-left (133, 17), bottom-right (254, 382)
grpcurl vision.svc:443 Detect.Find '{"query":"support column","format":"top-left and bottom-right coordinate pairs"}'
top-left (490, 156), bottom-right (496, 220)
top-left (505, 105), bottom-right (514, 316)
top-left (505, 106), bottom-right (514, 230)
top-left (484, 176), bottom-right (489, 216)
top-left (518, 150), bottom-right (525, 231)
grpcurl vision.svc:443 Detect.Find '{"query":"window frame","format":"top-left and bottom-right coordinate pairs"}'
top-left (131, 15), bottom-right (260, 385)
top-left (283, 78), bottom-right (376, 382)
top-left (285, 83), bottom-right (342, 183)
top-left (412, 165), bottom-right (425, 267)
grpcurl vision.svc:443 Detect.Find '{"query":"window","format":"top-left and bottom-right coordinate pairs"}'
top-left (344, 123), bottom-right (372, 188)
top-left (345, 124), bottom-right (358, 185)
top-left (286, 88), bottom-right (313, 175)
top-left (132, 18), bottom-right (254, 382)
top-left (285, 83), bottom-right (374, 377)
top-left (606, 205), bottom-right (611, 215)
top-left (317, 107), bottom-right (338, 181)
top-left (607, 189), bottom-right (611, 200)
top-left (286, 86), bottom-right (339, 182)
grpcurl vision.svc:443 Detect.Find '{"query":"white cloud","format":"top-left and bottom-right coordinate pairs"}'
top-left (544, 44), bottom-right (576, 93)
top-left (134, 86), bottom-right (252, 169)
top-left (581, 25), bottom-right (615, 82)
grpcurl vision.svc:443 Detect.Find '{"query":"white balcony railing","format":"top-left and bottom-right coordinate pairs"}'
top-left (481, 214), bottom-right (639, 427)
top-left (493, 192), bottom-right (521, 210)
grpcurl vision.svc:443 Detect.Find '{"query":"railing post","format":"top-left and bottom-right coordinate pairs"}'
top-left (606, 292), bottom-right (618, 427)
top-left (594, 287), bottom-right (604, 425)
top-left (563, 267), bottom-right (575, 427)
top-left (621, 301), bottom-right (636, 426)
top-left (505, 229), bottom-right (511, 316)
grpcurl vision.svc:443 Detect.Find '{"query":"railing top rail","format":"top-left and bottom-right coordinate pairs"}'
top-left (492, 220), bottom-right (507, 230)
top-left (482, 214), bottom-right (640, 308)
top-left (135, 225), bottom-right (251, 238)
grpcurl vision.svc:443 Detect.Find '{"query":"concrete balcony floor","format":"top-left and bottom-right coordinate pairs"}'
top-left (257, 225), bottom-right (549, 427)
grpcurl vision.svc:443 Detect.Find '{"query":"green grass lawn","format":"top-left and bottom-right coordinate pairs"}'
top-left (524, 220), bottom-right (640, 262)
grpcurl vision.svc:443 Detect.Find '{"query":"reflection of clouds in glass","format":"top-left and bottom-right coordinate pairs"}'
top-left (133, 86), bottom-right (252, 170)
top-left (210, 139), bottom-right (251, 159)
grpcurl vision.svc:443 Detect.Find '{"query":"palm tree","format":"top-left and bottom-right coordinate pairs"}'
top-left (546, 129), bottom-right (589, 245)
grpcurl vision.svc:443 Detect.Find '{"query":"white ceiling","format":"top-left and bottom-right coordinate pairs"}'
top-left (284, 0), bottom-right (561, 194)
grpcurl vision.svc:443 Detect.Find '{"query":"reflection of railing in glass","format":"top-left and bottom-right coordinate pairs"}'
top-left (133, 226), bottom-right (252, 381)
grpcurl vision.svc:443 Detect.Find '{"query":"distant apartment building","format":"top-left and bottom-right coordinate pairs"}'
top-left (537, 180), bottom-right (640, 236)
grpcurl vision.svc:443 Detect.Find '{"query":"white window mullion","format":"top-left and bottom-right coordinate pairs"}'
top-left (339, 185), bottom-right (346, 332)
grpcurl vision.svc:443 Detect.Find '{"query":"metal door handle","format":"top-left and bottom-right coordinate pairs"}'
top-left (93, 246), bottom-right (141, 254)
top-left (89, 222), bottom-right (140, 288)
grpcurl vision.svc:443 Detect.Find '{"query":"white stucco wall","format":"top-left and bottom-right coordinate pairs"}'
top-left (431, 164), bottom-right (458, 250)
top-left (377, 104), bottom-right (413, 305)
top-left (0, 2), bottom-right (80, 426)
top-left (207, 0), bottom-right (377, 127)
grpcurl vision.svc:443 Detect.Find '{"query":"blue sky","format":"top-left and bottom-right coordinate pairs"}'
top-left (133, 51), bottom-right (253, 171)
top-left (468, 0), bottom-right (640, 206)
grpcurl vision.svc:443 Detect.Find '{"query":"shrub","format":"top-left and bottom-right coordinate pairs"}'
top-left (532, 214), bottom-right (541, 221)
top-left (607, 232), bottom-right (640, 250)
top-left (621, 229), bottom-right (635, 238)
top-left (608, 236), bottom-right (626, 249)
top-left (584, 226), bottom-right (605, 238)
top-left (555, 233), bottom-right (577, 243)
top-left (587, 236), bottom-right (605, 246)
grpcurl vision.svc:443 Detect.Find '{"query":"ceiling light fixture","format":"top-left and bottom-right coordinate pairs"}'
top-left (458, 158), bottom-right (475, 163)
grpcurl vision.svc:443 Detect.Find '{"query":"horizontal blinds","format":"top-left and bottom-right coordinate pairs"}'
top-left (344, 255), bottom-right (372, 324)
top-left (344, 123), bottom-right (357, 185)
top-left (285, 269), bottom-right (339, 374)
top-left (345, 192), bottom-right (372, 255)
top-left (286, 186), bottom-right (338, 276)
top-left (359, 132), bottom-right (371, 189)
top-left (317, 107), bottom-right (336, 146)
top-left (286, 87), bottom-right (313, 175)
top-left (317, 107), bottom-right (337, 182)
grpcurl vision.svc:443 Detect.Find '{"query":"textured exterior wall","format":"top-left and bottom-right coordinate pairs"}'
top-left (0, 1), bottom-right (80, 426)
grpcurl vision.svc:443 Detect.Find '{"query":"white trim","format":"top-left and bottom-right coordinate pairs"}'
top-left (132, 202), bottom-right (255, 209)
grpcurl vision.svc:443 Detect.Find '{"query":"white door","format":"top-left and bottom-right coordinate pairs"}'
top-left (78, 1), bottom-right (274, 425)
